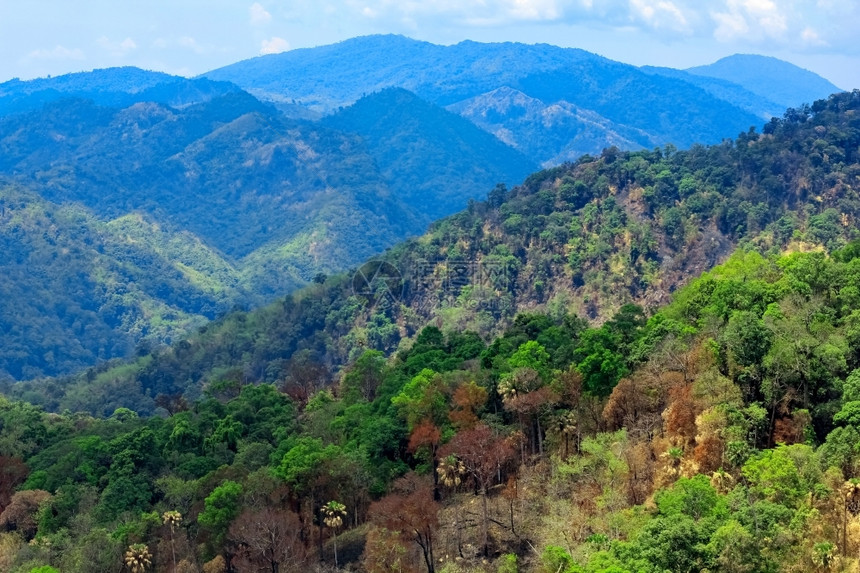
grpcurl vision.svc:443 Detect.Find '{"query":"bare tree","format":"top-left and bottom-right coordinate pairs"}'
top-left (229, 507), bottom-right (307, 573)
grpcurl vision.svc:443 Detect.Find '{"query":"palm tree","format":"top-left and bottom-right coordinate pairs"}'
top-left (124, 544), bottom-right (152, 573)
top-left (437, 455), bottom-right (466, 488)
top-left (321, 500), bottom-right (347, 568)
top-left (162, 510), bottom-right (182, 571)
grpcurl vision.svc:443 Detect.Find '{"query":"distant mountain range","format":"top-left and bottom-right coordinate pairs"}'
top-left (0, 35), bottom-right (844, 379)
top-left (205, 35), bottom-right (840, 164)
top-left (686, 54), bottom-right (842, 109)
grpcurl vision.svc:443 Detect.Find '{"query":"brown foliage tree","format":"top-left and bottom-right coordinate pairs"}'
top-left (280, 351), bottom-right (331, 409)
top-left (443, 424), bottom-right (515, 557)
top-left (602, 374), bottom-right (665, 439)
top-left (693, 435), bottom-right (725, 474)
top-left (772, 410), bottom-right (811, 445)
top-left (0, 456), bottom-right (28, 515)
top-left (154, 393), bottom-right (190, 415)
top-left (0, 489), bottom-right (51, 540)
top-left (368, 474), bottom-right (439, 573)
top-left (409, 421), bottom-right (443, 500)
top-left (449, 381), bottom-right (488, 431)
top-left (665, 384), bottom-right (698, 447)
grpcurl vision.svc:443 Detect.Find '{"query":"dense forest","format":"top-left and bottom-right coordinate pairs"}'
top-left (6, 244), bottom-right (860, 572)
top-left (1, 90), bottom-right (860, 572)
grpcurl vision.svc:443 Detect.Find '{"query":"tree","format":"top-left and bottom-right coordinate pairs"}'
top-left (162, 510), bottom-right (182, 572)
top-left (199, 481), bottom-right (243, 546)
top-left (341, 350), bottom-right (386, 404)
top-left (321, 500), bottom-right (347, 567)
top-left (229, 507), bottom-right (306, 573)
top-left (0, 456), bottom-right (28, 514)
top-left (124, 544), bottom-right (152, 573)
top-left (575, 327), bottom-right (628, 397)
top-left (444, 424), bottom-right (515, 556)
top-left (368, 474), bottom-right (439, 573)
top-left (449, 381), bottom-right (487, 431)
top-left (0, 489), bottom-right (51, 540)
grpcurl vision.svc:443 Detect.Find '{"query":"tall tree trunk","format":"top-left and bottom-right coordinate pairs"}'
top-left (481, 487), bottom-right (489, 557)
top-left (333, 532), bottom-right (338, 569)
top-left (536, 415), bottom-right (543, 456)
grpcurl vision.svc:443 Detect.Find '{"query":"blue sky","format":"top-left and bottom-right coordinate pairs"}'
top-left (1, 0), bottom-right (858, 89)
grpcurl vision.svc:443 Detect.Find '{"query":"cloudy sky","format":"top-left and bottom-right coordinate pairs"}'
top-left (1, 0), bottom-right (857, 89)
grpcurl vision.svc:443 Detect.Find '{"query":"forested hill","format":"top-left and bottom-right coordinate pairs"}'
top-left (322, 88), bottom-right (537, 222)
top-left (6, 92), bottom-right (860, 573)
top-left (17, 90), bottom-right (860, 415)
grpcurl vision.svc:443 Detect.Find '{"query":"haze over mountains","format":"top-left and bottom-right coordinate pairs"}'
top-left (0, 34), bottom-right (843, 380)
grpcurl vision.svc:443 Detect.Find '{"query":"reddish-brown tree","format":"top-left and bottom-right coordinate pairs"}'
top-left (368, 474), bottom-right (439, 573)
top-left (443, 424), bottom-right (515, 556)
top-left (449, 381), bottom-right (488, 431)
top-left (0, 456), bottom-right (28, 515)
top-left (280, 351), bottom-right (331, 409)
top-left (693, 435), bottom-right (725, 474)
top-left (665, 384), bottom-right (698, 447)
top-left (409, 421), bottom-right (443, 500)
top-left (0, 489), bottom-right (51, 540)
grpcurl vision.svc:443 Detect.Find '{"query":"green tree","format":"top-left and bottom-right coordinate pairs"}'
top-left (198, 480), bottom-right (243, 545)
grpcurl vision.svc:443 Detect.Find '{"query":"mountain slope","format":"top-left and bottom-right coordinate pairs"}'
top-left (514, 57), bottom-right (761, 150)
top-left (0, 84), bottom-right (542, 379)
top-left (323, 88), bottom-right (538, 221)
top-left (687, 54), bottom-right (842, 109)
top-left (20, 90), bottom-right (860, 414)
top-left (0, 183), bottom-right (251, 380)
top-left (447, 87), bottom-right (657, 166)
top-left (0, 92), bottom-right (415, 263)
top-left (640, 65), bottom-right (785, 119)
top-left (203, 35), bottom-right (595, 109)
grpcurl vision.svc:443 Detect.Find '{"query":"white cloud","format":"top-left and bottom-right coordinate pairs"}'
top-left (178, 36), bottom-right (207, 54)
top-left (250, 2), bottom-right (273, 26)
top-left (711, 0), bottom-right (791, 43)
top-left (629, 0), bottom-right (691, 34)
top-left (801, 26), bottom-right (827, 47)
top-left (260, 36), bottom-right (290, 55)
top-left (97, 36), bottom-right (138, 57)
top-left (26, 45), bottom-right (85, 61)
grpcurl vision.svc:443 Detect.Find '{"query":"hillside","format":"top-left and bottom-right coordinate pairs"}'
top-left (6, 102), bottom-right (860, 568)
top-left (203, 35), bottom-right (593, 109)
top-left (447, 87), bottom-right (657, 166)
top-left (639, 65), bottom-right (786, 119)
top-left (0, 184), bottom-right (249, 380)
top-left (0, 84), bottom-right (543, 379)
top-left (17, 90), bottom-right (860, 415)
top-left (688, 54), bottom-right (843, 109)
top-left (323, 88), bottom-right (537, 221)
